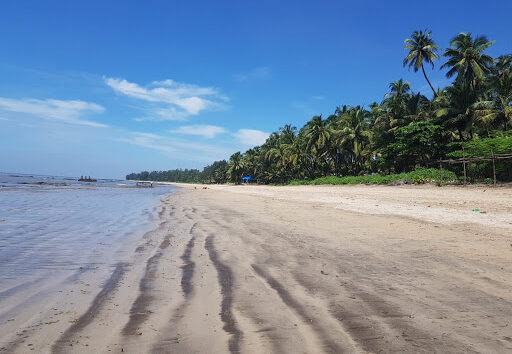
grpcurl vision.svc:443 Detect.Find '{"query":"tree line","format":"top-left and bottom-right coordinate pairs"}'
top-left (127, 30), bottom-right (512, 184)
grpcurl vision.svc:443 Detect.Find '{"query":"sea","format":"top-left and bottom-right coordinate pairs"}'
top-left (0, 172), bottom-right (174, 297)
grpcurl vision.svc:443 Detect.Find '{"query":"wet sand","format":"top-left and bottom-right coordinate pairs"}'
top-left (1, 184), bottom-right (512, 353)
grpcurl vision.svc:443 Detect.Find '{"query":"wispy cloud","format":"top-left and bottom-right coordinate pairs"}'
top-left (291, 101), bottom-right (316, 116)
top-left (234, 67), bottom-right (270, 82)
top-left (105, 77), bottom-right (228, 121)
top-left (234, 129), bottom-right (269, 146)
top-left (170, 125), bottom-right (270, 146)
top-left (117, 131), bottom-right (231, 162)
top-left (311, 95), bottom-right (325, 100)
top-left (0, 97), bottom-right (106, 127)
top-left (170, 124), bottom-right (228, 139)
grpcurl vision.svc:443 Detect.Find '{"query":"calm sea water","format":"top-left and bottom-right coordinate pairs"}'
top-left (0, 172), bottom-right (174, 292)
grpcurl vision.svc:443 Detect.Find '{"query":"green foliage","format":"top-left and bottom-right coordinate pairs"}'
top-left (447, 132), bottom-right (512, 157)
top-left (384, 120), bottom-right (446, 171)
top-left (126, 169), bottom-right (202, 183)
top-left (289, 169), bottom-right (456, 186)
top-left (404, 29), bottom-right (440, 96)
top-left (127, 30), bottom-right (512, 185)
top-left (441, 33), bottom-right (495, 88)
top-left (446, 133), bottom-right (512, 182)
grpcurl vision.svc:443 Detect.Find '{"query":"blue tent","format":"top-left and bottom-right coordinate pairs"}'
top-left (241, 176), bottom-right (253, 181)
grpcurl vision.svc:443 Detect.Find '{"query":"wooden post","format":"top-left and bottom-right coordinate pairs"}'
top-left (491, 149), bottom-right (496, 186)
top-left (439, 159), bottom-right (443, 186)
top-left (462, 147), bottom-right (467, 187)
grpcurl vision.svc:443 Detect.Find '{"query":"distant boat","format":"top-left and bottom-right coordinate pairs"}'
top-left (78, 176), bottom-right (97, 182)
top-left (136, 181), bottom-right (153, 188)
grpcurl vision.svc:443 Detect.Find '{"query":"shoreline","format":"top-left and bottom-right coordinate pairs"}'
top-left (1, 184), bottom-right (511, 353)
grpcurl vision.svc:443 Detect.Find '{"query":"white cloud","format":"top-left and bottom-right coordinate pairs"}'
top-left (117, 131), bottom-right (231, 162)
top-left (170, 124), bottom-right (228, 139)
top-left (0, 97), bottom-right (106, 127)
top-left (234, 67), bottom-right (270, 82)
top-left (105, 77), bottom-right (227, 121)
top-left (234, 129), bottom-right (269, 146)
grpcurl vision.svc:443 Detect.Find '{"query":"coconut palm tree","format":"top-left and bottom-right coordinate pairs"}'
top-left (495, 55), bottom-right (512, 77)
top-left (382, 79), bottom-right (413, 129)
top-left (265, 144), bottom-right (287, 168)
top-left (435, 84), bottom-right (479, 141)
top-left (227, 151), bottom-right (244, 184)
top-left (278, 124), bottom-right (296, 144)
top-left (334, 107), bottom-right (371, 174)
top-left (441, 33), bottom-right (495, 89)
top-left (475, 56), bottom-right (512, 130)
top-left (404, 30), bottom-right (440, 97)
top-left (385, 79), bottom-right (411, 99)
top-left (304, 115), bottom-right (331, 158)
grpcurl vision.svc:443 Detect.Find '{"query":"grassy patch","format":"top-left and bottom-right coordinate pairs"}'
top-left (288, 168), bottom-right (457, 186)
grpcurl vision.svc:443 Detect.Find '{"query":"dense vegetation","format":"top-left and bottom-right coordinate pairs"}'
top-left (127, 30), bottom-right (512, 185)
top-left (126, 169), bottom-right (202, 183)
top-left (289, 169), bottom-right (457, 186)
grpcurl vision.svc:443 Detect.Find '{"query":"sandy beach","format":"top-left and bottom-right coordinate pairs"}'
top-left (2, 184), bottom-right (512, 353)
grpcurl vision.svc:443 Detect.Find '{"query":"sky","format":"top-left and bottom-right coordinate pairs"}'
top-left (1, 0), bottom-right (511, 179)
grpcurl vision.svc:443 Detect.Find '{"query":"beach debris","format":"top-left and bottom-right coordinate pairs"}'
top-left (472, 209), bottom-right (480, 212)
top-left (390, 179), bottom-right (407, 186)
top-left (320, 270), bottom-right (329, 275)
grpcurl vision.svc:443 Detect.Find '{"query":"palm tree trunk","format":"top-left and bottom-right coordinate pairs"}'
top-left (421, 64), bottom-right (437, 98)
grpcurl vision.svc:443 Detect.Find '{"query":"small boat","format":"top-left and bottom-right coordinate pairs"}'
top-left (136, 181), bottom-right (153, 188)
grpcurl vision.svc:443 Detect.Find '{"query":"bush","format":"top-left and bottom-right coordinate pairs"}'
top-left (287, 168), bottom-right (457, 186)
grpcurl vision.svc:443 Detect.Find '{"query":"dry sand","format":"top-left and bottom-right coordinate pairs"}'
top-left (1, 184), bottom-right (512, 353)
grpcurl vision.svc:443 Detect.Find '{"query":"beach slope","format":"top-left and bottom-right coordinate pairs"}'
top-left (2, 184), bottom-right (512, 353)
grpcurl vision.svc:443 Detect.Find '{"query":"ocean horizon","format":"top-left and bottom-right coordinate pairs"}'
top-left (0, 172), bottom-right (175, 300)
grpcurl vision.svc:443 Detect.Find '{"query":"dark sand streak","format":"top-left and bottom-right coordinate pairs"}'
top-left (51, 262), bottom-right (128, 354)
top-left (151, 224), bottom-right (198, 353)
top-left (180, 236), bottom-right (196, 298)
top-left (122, 235), bottom-right (171, 336)
top-left (205, 235), bottom-right (242, 354)
top-left (251, 264), bottom-right (346, 353)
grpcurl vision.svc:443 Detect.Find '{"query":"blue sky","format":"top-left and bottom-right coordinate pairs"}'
top-left (1, 0), bottom-right (511, 178)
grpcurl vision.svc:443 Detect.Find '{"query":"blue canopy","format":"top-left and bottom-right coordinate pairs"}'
top-left (241, 176), bottom-right (253, 180)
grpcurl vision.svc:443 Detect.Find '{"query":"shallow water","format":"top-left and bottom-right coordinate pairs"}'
top-left (0, 172), bottom-right (174, 292)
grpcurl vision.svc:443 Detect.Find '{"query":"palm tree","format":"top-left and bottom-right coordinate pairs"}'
top-left (495, 55), bottom-right (512, 77)
top-left (278, 124), bottom-right (296, 144)
top-left (304, 115), bottom-right (331, 158)
top-left (265, 144), bottom-right (287, 168)
top-left (475, 55), bottom-right (512, 130)
top-left (404, 30), bottom-right (440, 97)
top-left (385, 79), bottom-right (411, 99)
top-left (335, 107), bottom-right (371, 174)
top-left (227, 152), bottom-right (244, 184)
top-left (404, 92), bottom-right (432, 123)
top-left (435, 84), bottom-right (478, 141)
top-left (441, 33), bottom-right (495, 89)
top-left (383, 79), bottom-right (412, 129)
